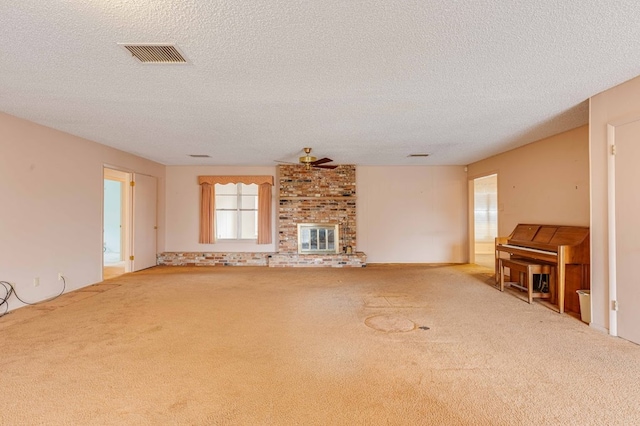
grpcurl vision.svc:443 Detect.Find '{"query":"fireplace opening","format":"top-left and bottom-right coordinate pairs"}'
top-left (297, 223), bottom-right (340, 254)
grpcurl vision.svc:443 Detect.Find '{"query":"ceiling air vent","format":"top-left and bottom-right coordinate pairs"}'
top-left (120, 43), bottom-right (188, 64)
top-left (189, 154), bottom-right (211, 158)
top-left (408, 153), bottom-right (430, 157)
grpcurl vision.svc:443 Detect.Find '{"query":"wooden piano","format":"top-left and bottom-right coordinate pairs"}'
top-left (495, 224), bottom-right (590, 314)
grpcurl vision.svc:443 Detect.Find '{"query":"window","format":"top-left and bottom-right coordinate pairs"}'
top-left (215, 183), bottom-right (258, 239)
top-left (198, 175), bottom-right (273, 245)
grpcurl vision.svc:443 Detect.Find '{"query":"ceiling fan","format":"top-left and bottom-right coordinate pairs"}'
top-left (276, 147), bottom-right (338, 170)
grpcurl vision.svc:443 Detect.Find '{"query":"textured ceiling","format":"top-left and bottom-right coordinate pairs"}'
top-left (2, 1), bottom-right (640, 166)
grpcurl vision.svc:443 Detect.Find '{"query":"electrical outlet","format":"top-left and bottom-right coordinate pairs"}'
top-left (33, 277), bottom-right (40, 287)
top-left (58, 273), bottom-right (63, 281)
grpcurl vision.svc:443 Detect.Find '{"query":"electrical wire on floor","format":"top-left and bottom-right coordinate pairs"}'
top-left (0, 277), bottom-right (66, 318)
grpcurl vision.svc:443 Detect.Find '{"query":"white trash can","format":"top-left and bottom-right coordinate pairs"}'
top-left (576, 290), bottom-right (591, 324)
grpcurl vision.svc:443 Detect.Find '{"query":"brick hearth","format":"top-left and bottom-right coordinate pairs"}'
top-left (157, 252), bottom-right (366, 268)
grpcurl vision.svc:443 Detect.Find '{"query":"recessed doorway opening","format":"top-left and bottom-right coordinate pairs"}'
top-left (103, 168), bottom-right (131, 280)
top-left (472, 174), bottom-right (498, 269)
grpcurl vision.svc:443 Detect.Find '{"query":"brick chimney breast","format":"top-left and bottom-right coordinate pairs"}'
top-left (277, 165), bottom-right (356, 254)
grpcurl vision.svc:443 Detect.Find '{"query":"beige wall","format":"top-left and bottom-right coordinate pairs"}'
top-left (164, 166), bottom-right (277, 253)
top-left (590, 74), bottom-right (640, 332)
top-left (166, 165), bottom-right (469, 263)
top-left (0, 112), bottom-right (165, 312)
top-left (467, 125), bottom-right (590, 237)
top-left (357, 166), bottom-right (468, 263)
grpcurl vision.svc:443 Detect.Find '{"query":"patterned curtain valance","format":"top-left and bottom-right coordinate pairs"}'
top-left (198, 175), bottom-right (273, 186)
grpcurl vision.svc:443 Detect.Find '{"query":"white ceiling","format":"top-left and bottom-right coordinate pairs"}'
top-left (2, 1), bottom-right (640, 166)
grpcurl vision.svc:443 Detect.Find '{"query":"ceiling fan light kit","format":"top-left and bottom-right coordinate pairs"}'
top-left (277, 147), bottom-right (338, 170)
top-left (299, 147), bottom-right (317, 168)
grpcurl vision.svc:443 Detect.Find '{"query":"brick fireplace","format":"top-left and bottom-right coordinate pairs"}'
top-left (271, 164), bottom-right (366, 267)
top-left (157, 165), bottom-right (366, 268)
top-left (277, 165), bottom-right (356, 252)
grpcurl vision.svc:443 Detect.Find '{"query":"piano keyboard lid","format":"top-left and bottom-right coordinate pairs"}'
top-left (499, 244), bottom-right (556, 255)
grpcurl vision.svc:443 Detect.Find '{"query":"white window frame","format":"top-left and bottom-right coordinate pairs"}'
top-left (215, 183), bottom-right (258, 240)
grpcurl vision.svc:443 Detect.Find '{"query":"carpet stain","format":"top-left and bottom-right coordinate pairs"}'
top-left (169, 399), bottom-right (187, 412)
top-left (143, 325), bottom-right (163, 334)
top-left (364, 314), bottom-right (416, 332)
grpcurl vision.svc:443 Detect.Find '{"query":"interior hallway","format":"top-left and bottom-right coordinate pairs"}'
top-left (1, 264), bottom-right (638, 425)
top-left (103, 252), bottom-right (125, 280)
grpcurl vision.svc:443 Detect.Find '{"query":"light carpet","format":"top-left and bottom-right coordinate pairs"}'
top-left (0, 264), bottom-right (638, 425)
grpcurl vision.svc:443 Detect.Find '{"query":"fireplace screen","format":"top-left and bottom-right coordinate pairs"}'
top-left (297, 223), bottom-right (340, 254)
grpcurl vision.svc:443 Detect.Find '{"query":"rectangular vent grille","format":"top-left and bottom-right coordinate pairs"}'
top-left (121, 44), bottom-right (187, 63)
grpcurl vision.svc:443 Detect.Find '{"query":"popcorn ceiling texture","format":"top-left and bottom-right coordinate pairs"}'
top-left (4, 1), bottom-right (640, 166)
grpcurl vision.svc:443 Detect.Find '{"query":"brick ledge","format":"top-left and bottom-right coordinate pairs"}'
top-left (157, 252), bottom-right (367, 268)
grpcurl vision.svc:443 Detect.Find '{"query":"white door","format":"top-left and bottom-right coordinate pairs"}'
top-left (132, 173), bottom-right (157, 272)
top-left (615, 119), bottom-right (640, 345)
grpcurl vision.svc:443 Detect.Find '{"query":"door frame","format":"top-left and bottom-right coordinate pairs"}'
top-left (103, 166), bottom-right (133, 278)
top-left (468, 171), bottom-right (499, 268)
top-left (607, 115), bottom-right (640, 337)
top-left (131, 172), bottom-right (158, 272)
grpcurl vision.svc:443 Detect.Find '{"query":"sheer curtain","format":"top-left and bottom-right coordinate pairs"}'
top-left (198, 176), bottom-right (273, 245)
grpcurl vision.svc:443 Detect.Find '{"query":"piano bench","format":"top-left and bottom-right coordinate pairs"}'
top-left (498, 258), bottom-right (554, 304)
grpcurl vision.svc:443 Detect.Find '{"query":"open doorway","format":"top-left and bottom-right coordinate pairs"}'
top-left (472, 174), bottom-right (498, 269)
top-left (103, 168), bottom-right (131, 280)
